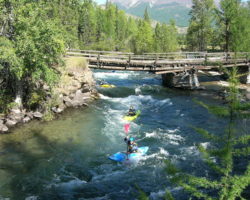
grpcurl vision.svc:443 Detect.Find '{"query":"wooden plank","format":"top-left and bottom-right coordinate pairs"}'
top-left (68, 49), bottom-right (134, 55)
top-left (88, 65), bottom-right (152, 71)
top-left (154, 63), bottom-right (248, 74)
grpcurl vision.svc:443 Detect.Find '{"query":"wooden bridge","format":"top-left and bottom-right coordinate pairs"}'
top-left (67, 49), bottom-right (250, 88)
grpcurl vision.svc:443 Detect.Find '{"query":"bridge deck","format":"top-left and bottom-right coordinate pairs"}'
top-left (66, 50), bottom-right (250, 74)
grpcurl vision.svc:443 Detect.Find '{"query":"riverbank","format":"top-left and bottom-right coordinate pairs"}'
top-left (200, 80), bottom-right (250, 101)
top-left (0, 57), bottom-right (98, 133)
top-left (1, 65), bottom-right (249, 133)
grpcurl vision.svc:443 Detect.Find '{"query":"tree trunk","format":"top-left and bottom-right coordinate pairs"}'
top-left (14, 79), bottom-right (23, 108)
top-left (225, 20), bottom-right (229, 52)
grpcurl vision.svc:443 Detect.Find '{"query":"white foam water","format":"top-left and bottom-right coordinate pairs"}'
top-left (25, 196), bottom-right (38, 200)
top-left (106, 95), bottom-right (173, 110)
top-left (135, 87), bottom-right (142, 95)
top-left (144, 128), bottom-right (184, 146)
top-left (99, 94), bottom-right (111, 100)
top-left (140, 147), bottom-right (169, 162)
top-left (94, 71), bottom-right (140, 80)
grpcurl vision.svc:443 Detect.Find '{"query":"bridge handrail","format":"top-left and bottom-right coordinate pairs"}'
top-left (66, 50), bottom-right (250, 63)
top-left (68, 49), bottom-right (134, 55)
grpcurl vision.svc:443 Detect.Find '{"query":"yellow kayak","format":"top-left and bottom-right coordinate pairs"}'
top-left (123, 110), bottom-right (141, 121)
top-left (100, 84), bottom-right (116, 88)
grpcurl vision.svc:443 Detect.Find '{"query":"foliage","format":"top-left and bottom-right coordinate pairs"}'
top-left (214, 0), bottom-right (250, 52)
top-left (165, 67), bottom-right (250, 199)
top-left (187, 0), bottom-right (215, 51)
top-left (154, 20), bottom-right (179, 53)
top-left (42, 105), bottom-right (55, 122)
top-left (77, 2), bottom-right (180, 53)
top-left (0, 0), bottom-right (181, 90)
top-left (186, 0), bottom-right (250, 52)
top-left (134, 20), bottom-right (154, 54)
top-left (27, 91), bottom-right (46, 110)
top-left (0, 0), bottom-right (65, 111)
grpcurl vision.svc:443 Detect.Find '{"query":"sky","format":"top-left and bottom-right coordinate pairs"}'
top-left (94, 0), bottom-right (106, 4)
top-left (93, 0), bottom-right (248, 5)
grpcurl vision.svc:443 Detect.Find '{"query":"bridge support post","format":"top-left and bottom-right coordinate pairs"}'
top-left (193, 73), bottom-right (200, 87)
top-left (238, 65), bottom-right (250, 84)
top-left (246, 65), bottom-right (250, 84)
top-left (162, 73), bottom-right (176, 88)
top-left (161, 68), bottom-right (200, 89)
top-left (189, 68), bottom-right (200, 88)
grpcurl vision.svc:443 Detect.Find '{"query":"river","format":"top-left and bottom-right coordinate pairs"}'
top-left (0, 70), bottom-right (247, 200)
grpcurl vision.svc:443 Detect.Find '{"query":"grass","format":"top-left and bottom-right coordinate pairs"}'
top-left (64, 57), bottom-right (87, 72)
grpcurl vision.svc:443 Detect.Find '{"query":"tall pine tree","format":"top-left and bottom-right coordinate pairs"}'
top-left (187, 0), bottom-right (215, 51)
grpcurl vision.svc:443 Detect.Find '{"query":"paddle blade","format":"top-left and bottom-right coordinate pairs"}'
top-left (124, 124), bottom-right (130, 133)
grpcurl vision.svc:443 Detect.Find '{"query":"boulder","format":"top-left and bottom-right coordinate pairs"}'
top-left (56, 108), bottom-right (64, 113)
top-left (67, 85), bottom-right (80, 94)
top-left (5, 119), bottom-right (17, 127)
top-left (71, 91), bottom-right (91, 107)
top-left (23, 116), bottom-right (31, 123)
top-left (33, 112), bottom-right (43, 119)
top-left (81, 87), bottom-right (90, 93)
top-left (8, 114), bottom-right (23, 123)
top-left (52, 107), bottom-right (64, 113)
top-left (69, 93), bottom-right (76, 99)
top-left (11, 108), bottom-right (21, 114)
top-left (8, 108), bottom-right (25, 122)
top-left (63, 96), bottom-right (74, 107)
top-left (43, 84), bottom-right (50, 91)
top-left (26, 112), bottom-right (34, 119)
top-left (0, 123), bottom-right (8, 132)
top-left (68, 72), bottom-right (74, 77)
top-left (72, 80), bottom-right (81, 89)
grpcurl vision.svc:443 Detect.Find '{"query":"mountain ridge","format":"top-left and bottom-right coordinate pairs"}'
top-left (110, 0), bottom-right (220, 27)
top-left (110, 0), bottom-right (193, 9)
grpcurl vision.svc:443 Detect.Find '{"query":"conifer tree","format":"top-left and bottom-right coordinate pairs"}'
top-left (153, 21), bottom-right (179, 53)
top-left (78, 0), bottom-right (97, 48)
top-left (143, 7), bottom-right (151, 23)
top-left (154, 23), bottom-right (162, 52)
top-left (135, 20), bottom-right (153, 54)
top-left (216, 0), bottom-right (240, 52)
top-left (187, 0), bottom-right (215, 51)
top-left (126, 17), bottom-right (138, 52)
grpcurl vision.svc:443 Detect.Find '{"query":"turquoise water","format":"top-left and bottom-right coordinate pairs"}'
top-left (0, 70), bottom-right (246, 200)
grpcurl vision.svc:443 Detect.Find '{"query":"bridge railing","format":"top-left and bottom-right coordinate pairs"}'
top-left (66, 49), bottom-right (250, 63)
top-left (143, 52), bottom-right (206, 60)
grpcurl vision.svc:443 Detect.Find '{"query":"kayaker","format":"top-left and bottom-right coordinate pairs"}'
top-left (127, 106), bottom-right (136, 116)
top-left (124, 137), bottom-right (138, 153)
top-left (99, 80), bottom-right (106, 85)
